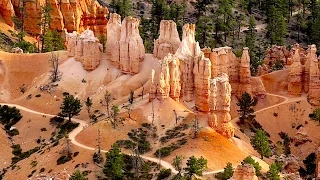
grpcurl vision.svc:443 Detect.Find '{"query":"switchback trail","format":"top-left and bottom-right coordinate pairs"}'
top-left (0, 92), bottom-right (304, 176)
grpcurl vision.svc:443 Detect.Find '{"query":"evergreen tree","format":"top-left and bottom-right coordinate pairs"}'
top-left (85, 97), bottom-right (93, 120)
top-left (266, 5), bottom-right (287, 45)
top-left (38, 3), bottom-right (53, 52)
top-left (265, 163), bottom-right (280, 180)
top-left (58, 94), bottom-right (82, 122)
top-left (250, 129), bottom-right (272, 159)
top-left (196, 15), bottom-right (215, 48)
top-left (192, 0), bottom-right (212, 17)
top-left (241, 156), bottom-right (262, 176)
top-left (216, 0), bottom-right (234, 42)
top-left (110, 0), bottom-right (132, 19)
top-left (103, 143), bottom-right (124, 180)
top-left (245, 15), bottom-right (260, 74)
top-left (215, 162), bottom-right (234, 180)
top-left (236, 92), bottom-right (257, 123)
top-left (183, 156), bottom-right (207, 179)
top-left (309, 2), bottom-right (320, 48)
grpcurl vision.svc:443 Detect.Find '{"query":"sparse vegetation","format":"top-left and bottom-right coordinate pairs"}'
top-left (154, 138), bottom-right (187, 158)
top-left (157, 168), bottom-right (172, 180)
top-left (215, 162), bottom-right (234, 180)
top-left (241, 156), bottom-right (262, 176)
top-left (70, 170), bottom-right (88, 180)
top-left (0, 105), bottom-right (22, 131)
top-left (58, 93), bottom-right (82, 122)
top-left (309, 108), bottom-right (320, 125)
top-left (57, 155), bottom-right (72, 165)
top-left (11, 145), bottom-right (40, 164)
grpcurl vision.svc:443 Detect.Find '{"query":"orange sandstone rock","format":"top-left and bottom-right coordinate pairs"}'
top-left (308, 45), bottom-right (320, 105)
top-left (230, 164), bottom-right (258, 180)
top-left (153, 20), bottom-right (181, 59)
top-left (0, 0), bottom-right (15, 26)
top-left (288, 49), bottom-right (303, 96)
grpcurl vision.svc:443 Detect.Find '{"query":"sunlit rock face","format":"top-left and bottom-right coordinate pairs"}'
top-left (66, 29), bottom-right (102, 71)
top-left (230, 164), bottom-right (258, 180)
top-left (105, 14), bottom-right (145, 75)
top-left (153, 20), bottom-right (181, 59)
top-left (0, 0), bottom-right (108, 36)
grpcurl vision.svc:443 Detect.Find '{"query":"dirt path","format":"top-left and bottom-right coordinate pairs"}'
top-left (0, 92), bottom-right (304, 176)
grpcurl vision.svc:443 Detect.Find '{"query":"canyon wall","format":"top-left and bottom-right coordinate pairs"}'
top-left (66, 29), bottom-right (102, 71)
top-left (0, 0), bottom-right (109, 36)
top-left (105, 13), bottom-right (145, 75)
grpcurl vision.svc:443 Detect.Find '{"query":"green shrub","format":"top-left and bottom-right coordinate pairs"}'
top-left (40, 168), bottom-right (45, 173)
top-left (8, 129), bottom-right (19, 136)
top-left (157, 168), bottom-right (172, 180)
top-left (73, 152), bottom-right (79, 157)
top-left (241, 156), bottom-right (262, 176)
top-left (40, 128), bottom-right (47, 132)
top-left (57, 155), bottom-right (72, 165)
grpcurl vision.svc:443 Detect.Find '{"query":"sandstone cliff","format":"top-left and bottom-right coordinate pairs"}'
top-left (288, 48), bottom-right (303, 96)
top-left (0, 0), bottom-right (108, 36)
top-left (105, 14), bottom-right (145, 75)
top-left (308, 45), bottom-right (320, 105)
top-left (236, 47), bottom-right (253, 97)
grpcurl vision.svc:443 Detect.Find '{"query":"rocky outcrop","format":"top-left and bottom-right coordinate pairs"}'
top-left (0, 0), bottom-right (15, 26)
top-left (288, 49), bottom-right (303, 96)
top-left (277, 154), bottom-right (300, 174)
top-left (153, 20), bottom-right (181, 59)
top-left (193, 54), bottom-right (211, 112)
top-left (1, 0), bottom-right (109, 36)
top-left (66, 31), bottom-right (78, 57)
top-left (209, 73), bottom-right (234, 139)
top-left (264, 45), bottom-right (291, 68)
top-left (169, 54), bottom-right (181, 101)
top-left (157, 56), bottom-right (171, 100)
top-left (105, 14), bottom-right (145, 75)
top-left (237, 47), bottom-right (253, 97)
top-left (149, 69), bottom-right (156, 101)
top-left (176, 24), bottom-right (197, 102)
top-left (308, 45), bottom-right (320, 105)
top-left (106, 13), bottom-right (121, 67)
top-left (230, 164), bottom-right (258, 180)
top-left (66, 29), bottom-right (102, 71)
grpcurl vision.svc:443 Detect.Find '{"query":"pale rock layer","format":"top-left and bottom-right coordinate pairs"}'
top-left (153, 20), bottom-right (181, 59)
top-left (105, 13), bottom-right (145, 75)
top-left (66, 29), bottom-right (102, 71)
top-left (230, 164), bottom-right (258, 180)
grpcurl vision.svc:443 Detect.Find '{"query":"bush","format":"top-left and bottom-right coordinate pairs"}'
top-left (157, 168), bottom-right (172, 180)
top-left (40, 128), bottom-right (47, 132)
top-left (56, 121), bottom-right (79, 139)
top-left (11, 146), bottom-right (40, 164)
top-left (154, 138), bottom-right (188, 158)
top-left (93, 152), bottom-right (103, 164)
top-left (0, 105), bottom-right (22, 130)
top-left (57, 155), bottom-right (72, 165)
top-left (8, 129), bottom-right (19, 136)
top-left (50, 116), bottom-right (64, 126)
top-left (40, 168), bottom-right (45, 173)
top-left (73, 152), bottom-right (79, 157)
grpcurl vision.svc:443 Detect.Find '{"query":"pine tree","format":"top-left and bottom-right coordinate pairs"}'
top-left (103, 143), bottom-right (124, 180)
top-left (38, 3), bottom-right (53, 52)
top-left (184, 156), bottom-right (207, 179)
top-left (58, 94), bottom-right (82, 122)
top-left (265, 163), bottom-right (280, 180)
top-left (215, 162), bottom-right (234, 180)
top-left (70, 170), bottom-right (88, 180)
top-left (241, 156), bottom-right (262, 176)
top-left (250, 129), bottom-right (272, 159)
top-left (196, 15), bottom-right (215, 48)
top-left (216, 0), bottom-right (234, 42)
top-left (192, 0), bottom-right (212, 17)
top-left (245, 15), bottom-right (260, 74)
top-left (266, 5), bottom-right (287, 45)
top-left (236, 92), bottom-right (257, 123)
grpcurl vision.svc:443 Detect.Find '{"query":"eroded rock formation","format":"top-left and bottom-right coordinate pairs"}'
top-left (209, 73), bottom-right (234, 138)
top-left (230, 164), bottom-right (258, 180)
top-left (105, 14), bottom-right (145, 75)
top-left (0, 0), bottom-right (15, 26)
top-left (288, 49), bottom-right (303, 96)
top-left (0, 0), bottom-right (108, 36)
top-left (153, 20), bottom-right (181, 59)
top-left (237, 47), bottom-right (253, 97)
top-left (66, 29), bottom-right (102, 71)
top-left (308, 45), bottom-right (320, 105)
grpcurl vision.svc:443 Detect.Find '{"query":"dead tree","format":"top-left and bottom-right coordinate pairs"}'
top-left (193, 118), bottom-right (200, 139)
top-left (49, 52), bottom-right (61, 82)
top-left (127, 90), bottom-right (134, 119)
top-left (100, 91), bottom-right (112, 117)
